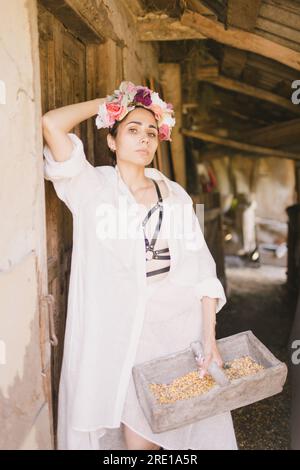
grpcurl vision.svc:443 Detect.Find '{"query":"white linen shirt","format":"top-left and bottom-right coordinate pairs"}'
top-left (43, 133), bottom-right (226, 447)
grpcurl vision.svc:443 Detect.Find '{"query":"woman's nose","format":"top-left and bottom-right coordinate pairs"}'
top-left (140, 132), bottom-right (149, 143)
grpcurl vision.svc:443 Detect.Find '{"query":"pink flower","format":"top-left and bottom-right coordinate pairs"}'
top-left (96, 81), bottom-right (176, 135)
top-left (95, 102), bottom-right (129, 129)
top-left (118, 106), bottom-right (131, 121)
top-left (106, 102), bottom-right (125, 120)
top-left (134, 88), bottom-right (152, 107)
top-left (120, 81), bottom-right (136, 94)
top-left (126, 82), bottom-right (137, 94)
top-left (149, 104), bottom-right (163, 121)
top-left (158, 124), bottom-right (171, 141)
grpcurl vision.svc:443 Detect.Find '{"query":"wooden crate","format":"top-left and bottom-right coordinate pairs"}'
top-left (132, 331), bottom-right (288, 433)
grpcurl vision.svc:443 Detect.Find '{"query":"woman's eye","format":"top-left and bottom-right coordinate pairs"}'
top-left (129, 128), bottom-right (157, 138)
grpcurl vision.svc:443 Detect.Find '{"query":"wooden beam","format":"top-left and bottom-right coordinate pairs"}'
top-left (222, 1), bottom-right (262, 78)
top-left (210, 106), bottom-right (268, 125)
top-left (199, 144), bottom-right (264, 161)
top-left (247, 53), bottom-right (297, 83)
top-left (259, 0), bottom-right (300, 30)
top-left (40, 0), bottom-right (121, 44)
top-left (256, 18), bottom-right (300, 46)
top-left (39, 0), bottom-right (104, 43)
top-left (137, 13), bottom-right (206, 41)
top-left (197, 74), bottom-right (300, 115)
top-left (221, 47), bottom-right (247, 79)
top-left (196, 49), bottom-right (219, 73)
top-left (160, 64), bottom-right (187, 187)
top-left (240, 118), bottom-right (300, 147)
top-left (186, 0), bottom-right (217, 19)
top-left (197, 64), bottom-right (219, 80)
top-left (181, 128), bottom-right (300, 160)
top-left (181, 10), bottom-right (300, 71)
top-left (200, 148), bottom-right (266, 161)
top-left (210, 89), bottom-right (271, 125)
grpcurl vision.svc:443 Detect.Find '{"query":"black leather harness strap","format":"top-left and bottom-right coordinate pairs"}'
top-left (142, 179), bottom-right (171, 263)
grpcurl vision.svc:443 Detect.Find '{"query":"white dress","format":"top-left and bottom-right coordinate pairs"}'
top-left (101, 196), bottom-right (237, 450)
top-left (43, 133), bottom-right (238, 450)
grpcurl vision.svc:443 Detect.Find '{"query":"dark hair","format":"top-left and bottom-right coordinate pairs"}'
top-left (107, 105), bottom-right (157, 167)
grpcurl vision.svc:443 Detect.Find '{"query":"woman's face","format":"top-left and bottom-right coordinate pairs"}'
top-left (107, 107), bottom-right (159, 167)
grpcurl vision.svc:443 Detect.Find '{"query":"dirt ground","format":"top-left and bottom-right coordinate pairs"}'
top-left (217, 264), bottom-right (295, 450)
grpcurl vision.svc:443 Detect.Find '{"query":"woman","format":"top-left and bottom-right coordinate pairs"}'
top-left (42, 81), bottom-right (238, 450)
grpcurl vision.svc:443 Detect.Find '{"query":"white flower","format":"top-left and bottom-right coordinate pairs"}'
top-left (151, 92), bottom-right (167, 109)
top-left (95, 102), bottom-right (111, 128)
top-left (159, 112), bottom-right (176, 128)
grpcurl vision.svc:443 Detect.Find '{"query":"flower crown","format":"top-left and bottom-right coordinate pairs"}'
top-left (95, 81), bottom-right (176, 141)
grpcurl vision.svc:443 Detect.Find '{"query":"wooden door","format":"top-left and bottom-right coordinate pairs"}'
top-left (38, 3), bottom-right (89, 446)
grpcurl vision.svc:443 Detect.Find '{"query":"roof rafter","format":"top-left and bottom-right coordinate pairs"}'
top-left (181, 128), bottom-right (300, 160)
top-left (197, 74), bottom-right (300, 115)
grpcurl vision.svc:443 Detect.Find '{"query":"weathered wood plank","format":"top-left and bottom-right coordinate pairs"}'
top-left (254, 29), bottom-right (300, 53)
top-left (159, 63), bottom-right (187, 187)
top-left (197, 74), bottom-right (300, 115)
top-left (209, 88), bottom-right (271, 125)
top-left (240, 118), bottom-right (300, 147)
top-left (186, 0), bottom-right (217, 19)
top-left (247, 53), bottom-right (298, 82)
top-left (264, 0), bottom-right (300, 16)
top-left (197, 64), bottom-right (219, 79)
top-left (180, 10), bottom-right (300, 71)
top-left (256, 17), bottom-right (300, 45)
top-left (226, 0), bottom-right (262, 31)
top-left (221, 47), bottom-right (248, 79)
top-left (40, 0), bottom-right (121, 44)
top-left (182, 128), bottom-right (300, 160)
top-left (137, 13), bottom-right (206, 41)
top-left (222, 0), bottom-right (262, 79)
top-left (259, 2), bottom-right (300, 30)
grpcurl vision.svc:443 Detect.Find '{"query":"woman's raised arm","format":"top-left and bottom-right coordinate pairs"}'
top-left (41, 98), bottom-right (105, 162)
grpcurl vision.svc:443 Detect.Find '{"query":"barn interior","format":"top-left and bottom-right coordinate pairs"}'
top-left (2, 0), bottom-right (299, 450)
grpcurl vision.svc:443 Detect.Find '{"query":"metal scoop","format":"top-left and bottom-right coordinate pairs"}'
top-left (190, 341), bottom-right (230, 387)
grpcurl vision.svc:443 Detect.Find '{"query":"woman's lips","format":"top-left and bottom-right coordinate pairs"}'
top-left (136, 149), bottom-right (149, 154)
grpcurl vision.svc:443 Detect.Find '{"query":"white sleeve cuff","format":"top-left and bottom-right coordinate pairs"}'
top-left (43, 133), bottom-right (87, 181)
top-left (194, 277), bottom-right (227, 313)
